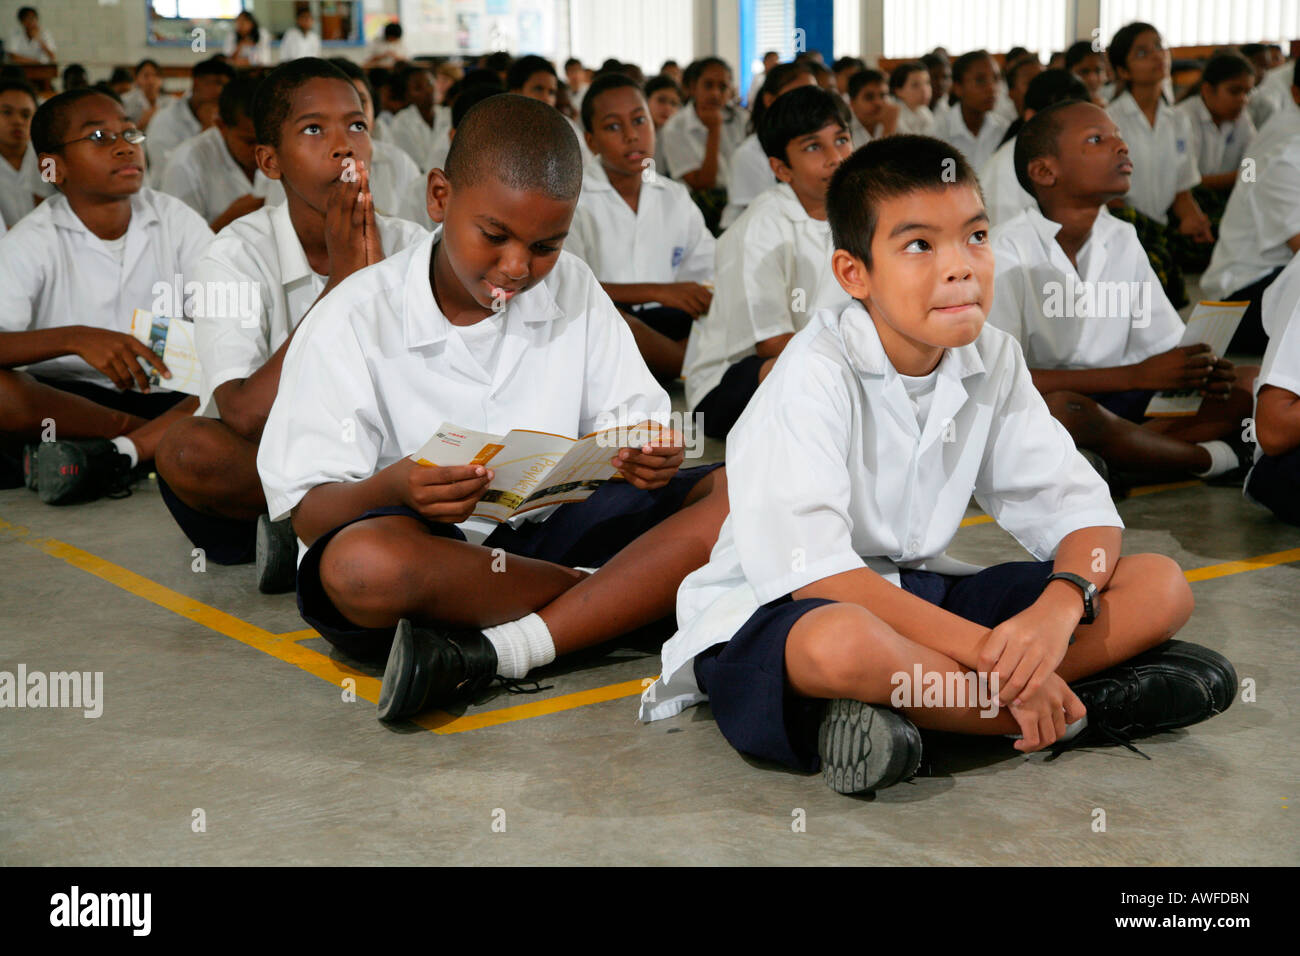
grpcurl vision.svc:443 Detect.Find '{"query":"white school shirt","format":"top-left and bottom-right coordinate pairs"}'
top-left (191, 200), bottom-right (427, 419)
top-left (933, 106), bottom-right (1010, 175)
top-left (682, 182), bottom-right (851, 410)
top-left (641, 304), bottom-right (1122, 721)
top-left (987, 206), bottom-right (1184, 369)
top-left (120, 88), bottom-right (166, 126)
top-left (1176, 95), bottom-right (1255, 178)
top-left (718, 133), bottom-right (772, 230)
top-left (0, 144), bottom-right (56, 230)
top-left (1201, 130), bottom-right (1300, 300)
top-left (1253, 252), bottom-right (1300, 467)
top-left (658, 104), bottom-right (747, 185)
top-left (398, 175), bottom-right (434, 229)
top-left (159, 127), bottom-right (265, 224)
top-left (848, 114), bottom-right (883, 149)
top-left (895, 102), bottom-right (935, 136)
top-left (1105, 91), bottom-right (1199, 225)
top-left (222, 33), bottom-right (273, 67)
top-left (6, 29), bottom-right (54, 63)
top-left (364, 139), bottom-right (424, 218)
top-left (388, 104), bottom-right (452, 173)
top-left (978, 136), bottom-right (1035, 227)
top-left (566, 156), bottom-right (714, 287)
top-left (278, 26), bottom-right (322, 63)
top-left (256, 233), bottom-right (672, 551)
top-left (0, 188), bottom-right (212, 387)
top-left (145, 98), bottom-right (204, 186)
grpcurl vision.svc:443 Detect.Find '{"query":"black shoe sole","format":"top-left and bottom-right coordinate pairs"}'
top-left (377, 619), bottom-right (416, 723)
top-left (255, 515), bottom-right (297, 594)
top-left (22, 443), bottom-right (39, 491)
top-left (818, 699), bottom-right (923, 794)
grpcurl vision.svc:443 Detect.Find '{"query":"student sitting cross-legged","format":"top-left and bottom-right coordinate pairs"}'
top-left (256, 94), bottom-right (731, 721)
top-left (565, 72), bottom-right (717, 380)
top-left (1245, 250), bottom-right (1300, 525)
top-left (0, 89), bottom-right (210, 500)
top-left (641, 135), bottom-right (1236, 796)
top-left (154, 59), bottom-right (427, 587)
top-left (988, 100), bottom-right (1257, 485)
top-left (684, 85), bottom-right (853, 439)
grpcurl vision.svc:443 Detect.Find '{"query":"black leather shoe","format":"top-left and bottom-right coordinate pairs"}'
top-left (1063, 640), bottom-right (1236, 757)
top-left (817, 699), bottom-right (923, 794)
top-left (378, 619), bottom-right (500, 722)
top-left (35, 439), bottom-right (134, 504)
top-left (256, 515), bottom-right (297, 594)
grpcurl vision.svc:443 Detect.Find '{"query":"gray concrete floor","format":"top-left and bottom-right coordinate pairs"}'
top-left (2, 376), bottom-right (1298, 866)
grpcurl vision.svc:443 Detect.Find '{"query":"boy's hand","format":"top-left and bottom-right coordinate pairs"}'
top-left (323, 161), bottom-right (373, 282)
top-left (1200, 356), bottom-right (1236, 399)
top-left (611, 427), bottom-right (685, 490)
top-left (696, 105), bottom-right (724, 131)
top-left (977, 590), bottom-right (1079, 706)
top-left (396, 459), bottom-right (495, 523)
top-left (1176, 207), bottom-right (1214, 243)
top-left (657, 282), bottom-right (713, 317)
top-left (73, 327), bottom-right (170, 393)
top-left (358, 160), bottom-right (384, 267)
top-left (1135, 344), bottom-right (1215, 391)
top-left (1007, 672), bottom-right (1087, 753)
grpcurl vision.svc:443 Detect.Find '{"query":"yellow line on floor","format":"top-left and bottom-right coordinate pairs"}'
top-left (1184, 547), bottom-right (1300, 583)
top-left (959, 478), bottom-right (1203, 527)
top-left (414, 678), bottom-right (652, 734)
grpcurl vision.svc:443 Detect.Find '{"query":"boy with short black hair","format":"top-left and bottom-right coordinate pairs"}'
top-left (0, 77), bottom-right (55, 229)
top-left (847, 68), bottom-right (895, 146)
top-left (0, 89), bottom-right (210, 500)
top-left (256, 94), bottom-right (730, 720)
top-left (988, 99), bottom-right (1256, 482)
top-left (506, 55), bottom-right (559, 106)
top-left (642, 134), bottom-right (1235, 796)
top-left (154, 58), bottom-right (426, 582)
top-left (146, 56), bottom-right (235, 183)
top-left (387, 63), bottom-right (449, 173)
top-left (684, 85), bottom-right (853, 438)
top-left (934, 50), bottom-right (1010, 171)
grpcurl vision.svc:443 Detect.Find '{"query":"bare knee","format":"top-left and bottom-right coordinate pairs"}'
top-left (786, 603), bottom-right (905, 698)
top-left (319, 521), bottom-right (420, 626)
top-left (1113, 553), bottom-right (1194, 640)
top-left (0, 370), bottom-right (42, 436)
top-left (156, 416), bottom-right (249, 494)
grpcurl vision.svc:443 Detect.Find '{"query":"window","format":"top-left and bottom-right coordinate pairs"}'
top-left (882, 0), bottom-right (1069, 59)
top-left (569, 0), bottom-right (694, 75)
top-left (147, 1), bottom-right (362, 49)
top-left (1100, 0), bottom-right (1300, 47)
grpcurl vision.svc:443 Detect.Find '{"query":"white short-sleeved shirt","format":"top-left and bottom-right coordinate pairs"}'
top-left (366, 139), bottom-right (424, 218)
top-left (1176, 95), bottom-right (1255, 178)
top-left (191, 200), bottom-right (426, 418)
top-left (0, 144), bottom-right (56, 230)
top-left (158, 127), bottom-right (267, 224)
top-left (398, 175), bottom-right (434, 229)
top-left (256, 233), bottom-right (672, 550)
top-left (718, 133), bottom-right (773, 230)
top-left (895, 102), bottom-right (936, 135)
top-left (640, 304), bottom-right (1122, 721)
top-left (934, 106), bottom-right (1011, 176)
top-left (683, 182), bottom-right (852, 410)
top-left (145, 98), bottom-right (204, 185)
top-left (566, 157), bottom-right (714, 288)
top-left (388, 104), bottom-right (452, 173)
top-left (658, 104), bottom-right (747, 185)
top-left (1106, 91), bottom-right (1200, 225)
top-left (6, 29), bottom-right (54, 63)
top-left (1201, 129), bottom-right (1300, 299)
top-left (979, 136), bottom-right (1036, 227)
top-left (848, 115), bottom-right (884, 149)
top-left (1252, 251), bottom-right (1300, 465)
top-left (278, 27), bottom-right (322, 63)
top-left (223, 33), bottom-right (273, 66)
top-left (987, 206), bottom-right (1184, 369)
top-left (120, 88), bottom-right (169, 126)
top-left (0, 188), bottom-right (213, 386)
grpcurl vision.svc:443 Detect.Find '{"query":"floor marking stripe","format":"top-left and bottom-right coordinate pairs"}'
top-left (1183, 547), bottom-right (1300, 583)
top-left (414, 678), bottom-right (652, 734)
top-left (958, 478), bottom-right (1203, 527)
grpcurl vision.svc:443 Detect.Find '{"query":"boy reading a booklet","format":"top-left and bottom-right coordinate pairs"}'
top-left (256, 94), bottom-right (729, 721)
top-left (0, 89), bottom-right (209, 501)
top-left (641, 135), bottom-right (1235, 796)
top-left (154, 59), bottom-right (427, 581)
top-left (988, 100), bottom-right (1257, 481)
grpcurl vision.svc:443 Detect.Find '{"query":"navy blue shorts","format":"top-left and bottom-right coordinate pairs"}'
top-left (618, 304), bottom-right (694, 342)
top-left (156, 474), bottom-right (259, 566)
top-left (695, 354), bottom-right (766, 440)
top-left (1246, 447), bottom-right (1300, 525)
top-left (33, 374), bottom-right (190, 420)
top-left (298, 463), bottom-right (724, 663)
top-left (693, 560), bottom-right (1056, 772)
top-left (1087, 388), bottom-right (1155, 424)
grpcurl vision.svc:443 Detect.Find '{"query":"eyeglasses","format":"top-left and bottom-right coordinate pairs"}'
top-left (54, 128), bottom-right (146, 149)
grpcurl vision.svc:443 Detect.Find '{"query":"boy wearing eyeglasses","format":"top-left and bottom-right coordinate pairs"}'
top-left (0, 89), bottom-right (212, 502)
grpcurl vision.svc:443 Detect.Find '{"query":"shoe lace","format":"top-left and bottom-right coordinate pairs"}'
top-left (1046, 710), bottom-right (1151, 761)
top-left (492, 676), bottom-right (553, 695)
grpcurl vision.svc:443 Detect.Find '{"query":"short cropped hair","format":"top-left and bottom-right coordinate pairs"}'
top-left (252, 57), bottom-right (354, 147)
top-left (17, 7), bottom-right (36, 21)
top-left (1004, 54), bottom-right (1041, 89)
top-left (580, 72), bottom-right (641, 132)
top-left (217, 74), bottom-right (260, 127)
top-left (506, 54), bottom-right (556, 92)
top-left (444, 92), bottom-right (581, 200)
top-left (847, 68), bottom-right (886, 99)
top-left (1200, 50), bottom-right (1255, 87)
top-left (758, 84), bottom-right (849, 163)
top-left (0, 77), bottom-right (38, 106)
top-left (193, 55), bottom-right (236, 82)
top-left (31, 88), bottom-right (120, 154)
top-left (327, 55), bottom-right (373, 108)
top-left (1064, 40), bottom-right (1098, 71)
top-left (748, 61), bottom-right (812, 134)
top-left (827, 135), bottom-right (982, 270)
top-left (889, 61), bottom-right (928, 94)
top-left (1013, 97), bottom-right (1090, 197)
top-left (383, 22), bottom-right (402, 41)
top-left (643, 74), bottom-right (681, 101)
top-left (952, 50), bottom-right (993, 85)
top-left (833, 56), bottom-right (866, 74)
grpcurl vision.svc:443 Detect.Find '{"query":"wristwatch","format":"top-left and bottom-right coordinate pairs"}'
top-left (1046, 572), bottom-right (1098, 625)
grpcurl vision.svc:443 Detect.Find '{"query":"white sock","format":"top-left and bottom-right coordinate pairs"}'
top-left (1193, 440), bottom-right (1238, 478)
top-left (1005, 716), bottom-right (1088, 743)
top-left (110, 436), bottom-right (139, 468)
top-left (482, 613), bottom-right (555, 679)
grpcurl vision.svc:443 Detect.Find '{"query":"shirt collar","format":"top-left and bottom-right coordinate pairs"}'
top-left (268, 199), bottom-right (313, 286)
top-left (402, 227), bottom-right (566, 349)
top-left (48, 189), bottom-right (159, 236)
top-left (580, 155), bottom-right (665, 193)
top-left (838, 301), bottom-right (987, 381)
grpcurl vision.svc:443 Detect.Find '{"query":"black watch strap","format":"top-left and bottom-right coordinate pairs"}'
top-left (1046, 571), bottom-right (1098, 625)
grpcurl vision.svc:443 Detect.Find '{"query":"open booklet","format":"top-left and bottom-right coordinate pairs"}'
top-left (130, 309), bottom-right (201, 396)
top-left (1144, 300), bottom-right (1249, 417)
top-left (408, 421), bottom-right (668, 524)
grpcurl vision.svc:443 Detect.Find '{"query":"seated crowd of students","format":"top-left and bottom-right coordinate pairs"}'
top-left (2, 23), bottom-right (1297, 797)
